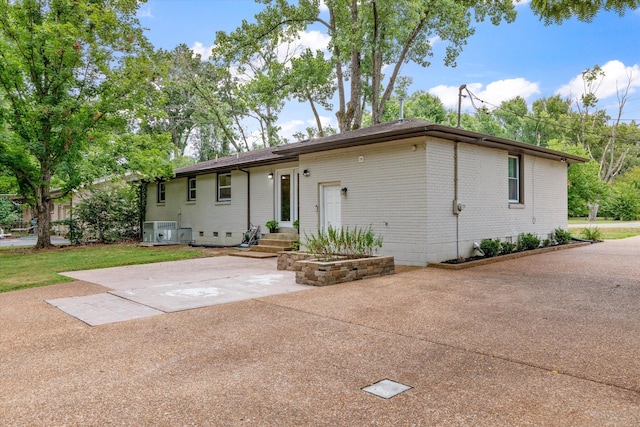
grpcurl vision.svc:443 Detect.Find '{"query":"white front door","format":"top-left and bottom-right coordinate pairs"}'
top-left (276, 169), bottom-right (298, 228)
top-left (321, 184), bottom-right (341, 231)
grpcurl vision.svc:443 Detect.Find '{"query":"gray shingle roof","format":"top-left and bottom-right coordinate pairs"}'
top-left (274, 118), bottom-right (587, 164)
top-left (173, 118), bottom-right (586, 178)
top-left (174, 146), bottom-right (296, 177)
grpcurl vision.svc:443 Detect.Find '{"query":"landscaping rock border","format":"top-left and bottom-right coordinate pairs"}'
top-left (428, 241), bottom-right (592, 270)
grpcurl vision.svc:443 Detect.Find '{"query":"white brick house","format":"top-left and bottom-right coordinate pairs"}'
top-left (145, 119), bottom-right (585, 265)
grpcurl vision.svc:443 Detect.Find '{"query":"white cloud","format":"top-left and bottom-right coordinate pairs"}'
top-left (279, 120), bottom-right (306, 134)
top-left (137, 7), bottom-right (153, 18)
top-left (556, 60), bottom-right (640, 102)
top-left (269, 29), bottom-right (332, 66)
top-left (429, 78), bottom-right (541, 110)
top-left (296, 30), bottom-right (331, 52)
top-left (276, 115), bottom-right (337, 142)
top-left (191, 42), bottom-right (214, 60)
top-left (307, 115), bottom-right (335, 130)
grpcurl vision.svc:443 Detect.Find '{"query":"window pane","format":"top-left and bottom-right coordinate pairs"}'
top-left (508, 157), bottom-right (517, 178)
top-left (188, 178), bottom-right (196, 200)
top-left (280, 174), bottom-right (291, 221)
top-left (219, 174), bottom-right (230, 187)
top-left (509, 179), bottom-right (518, 201)
top-left (218, 173), bottom-right (231, 200)
top-left (158, 182), bottom-right (165, 202)
top-left (219, 187), bottom-right (231, 200)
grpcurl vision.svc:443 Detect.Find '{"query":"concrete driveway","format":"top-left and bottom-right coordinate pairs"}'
top-left (0, 235), bottom-right (69, 247)
top-left (1, 238), bottom-right (639, 425)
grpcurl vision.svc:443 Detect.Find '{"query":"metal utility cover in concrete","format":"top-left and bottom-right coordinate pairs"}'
top-left (362, 379), bottom-right (412, 399)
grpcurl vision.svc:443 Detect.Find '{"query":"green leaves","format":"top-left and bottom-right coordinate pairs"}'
top-left (0, 0), bottom-right (164, 247)
top-left (530, 0), bottom-right (640, 25)
top-left (303, 225), bottom-right (383, 260)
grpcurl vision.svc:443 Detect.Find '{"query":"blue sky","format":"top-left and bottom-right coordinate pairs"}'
top-left (138, 1), bottom-right (640, 142)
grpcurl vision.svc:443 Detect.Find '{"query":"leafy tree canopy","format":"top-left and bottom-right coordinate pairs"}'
top-left (214, 0), bottom-right (517, 132)
top-left (530, 0), bottom-right (640, 24)
top-left (0, 0), bottom-right (173, 248)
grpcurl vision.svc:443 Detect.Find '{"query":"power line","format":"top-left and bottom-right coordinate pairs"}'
top-left (461, 88), bottom-right (640, 148)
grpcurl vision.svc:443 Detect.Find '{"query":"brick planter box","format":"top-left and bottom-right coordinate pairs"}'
top-left (294, 256), bottom-right (395, 286)
top-left (277, 251), bottom-right (316, 271)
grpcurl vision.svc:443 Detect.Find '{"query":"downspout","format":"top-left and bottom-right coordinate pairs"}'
top-left (454, 141), bottom-right (460, 259)
top-left (238, 168), bottom-right (250, 231)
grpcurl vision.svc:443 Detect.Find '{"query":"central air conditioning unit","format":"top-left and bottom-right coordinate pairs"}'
top-left (143, 221), bottom-right (178, 245)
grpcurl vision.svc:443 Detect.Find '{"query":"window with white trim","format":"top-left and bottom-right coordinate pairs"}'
top-left (157, 181), bottom-right (166, 203)
top-left (508, 155), bottom-right (521, 203)
top-left (218, 173), bottom-right (231, 201)
top-left (187, 177), bottom-right (196, 201)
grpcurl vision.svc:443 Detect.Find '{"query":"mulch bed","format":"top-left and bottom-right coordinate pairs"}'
top-left (429, 241), bottom-right (593, 270)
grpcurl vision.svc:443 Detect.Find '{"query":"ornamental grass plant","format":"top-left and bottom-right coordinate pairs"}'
top-left (303, 225), bottom-right (383, 261)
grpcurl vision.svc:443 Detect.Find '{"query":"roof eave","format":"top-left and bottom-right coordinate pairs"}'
top-left (174, 154), bottom-right (299, 178)
top-left (274, 123), bottom-right (587, 164)
top-left (425, 124), bottom-right (587, 164)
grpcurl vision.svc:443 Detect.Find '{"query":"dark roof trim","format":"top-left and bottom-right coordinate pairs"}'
top-left (273, 119), bottom-right (587, 164)
top-left (173, 119), bottom-right (586, 179)
top-left (174, 146), bottom-right (298, 178)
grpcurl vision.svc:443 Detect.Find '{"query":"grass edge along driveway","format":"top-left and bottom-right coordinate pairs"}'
top-left (0, 244), bottom-right (212, 293)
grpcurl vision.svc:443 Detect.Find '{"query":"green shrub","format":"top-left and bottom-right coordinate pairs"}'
top-left (602, 183), bottom-right (640, 221)
top-left (501, 241), bottom-right (516, 254)
top-left (52, 218), bottom-right (84, 245)
top-left (75, 184), bottom-right (141, 243)
top-left (553, 228), bottom-right (573, 245)
top-left (581, 227), bottom-right (602, 241)
top-left (517, 232), bottom-right (541, 251)
top-left (0, 196), bottom-right (21, 229)
top-left (479, 238), bottom-right (502, 257)
top-left (303, 225), bottom-right (383, 260)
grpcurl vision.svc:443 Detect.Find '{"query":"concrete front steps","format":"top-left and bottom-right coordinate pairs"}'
top-left (250, 232), bottom-right (299, 254)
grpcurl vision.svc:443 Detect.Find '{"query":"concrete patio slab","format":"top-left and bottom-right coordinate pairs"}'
top-left (46, 293), bottom-right (163, 326)
top-left (59, 256), bottom-right (293, 291)
top-left (110, 272), bottom-right (301, 313)
top-left (51, 256), bottom-right (306, 324)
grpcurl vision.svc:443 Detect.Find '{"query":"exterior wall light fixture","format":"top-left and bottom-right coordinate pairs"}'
top-left (268, 172), bottom-right (274, 179)
top-left (303, 169), bottom-right (310, 177)
top-left (341, 187), bottom-right (348, 196)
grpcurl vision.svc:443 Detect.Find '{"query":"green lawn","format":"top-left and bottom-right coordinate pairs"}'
top-left (567, 227), bottom-right (640, 240)
top-left (0, 244), bottom-right (212, 293)
top-left (567, 218), bottom-right (634, 225)
top-left (567, 219), bottom-right (640, 240)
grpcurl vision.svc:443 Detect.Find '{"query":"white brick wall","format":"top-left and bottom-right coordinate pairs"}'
top-left (146, 165), bottom-right (280, 246)
top-left (425, 140), bottom-right (568, 262)
top-left (146, 138), bottom-right (569, 262)
top-left (299, 137), bottom-right (430, 266)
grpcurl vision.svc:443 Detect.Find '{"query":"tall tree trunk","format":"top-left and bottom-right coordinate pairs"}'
top-left (327, 6), bottom-right (347, 133)
top-left (35, 176), bottom-right (53, 249)
top-left (341, 0), bottom-right (362, 132)
top-left (588, 203), bottom-right (599, 221)
top-left (307, 94), bottom-right (324, 136)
